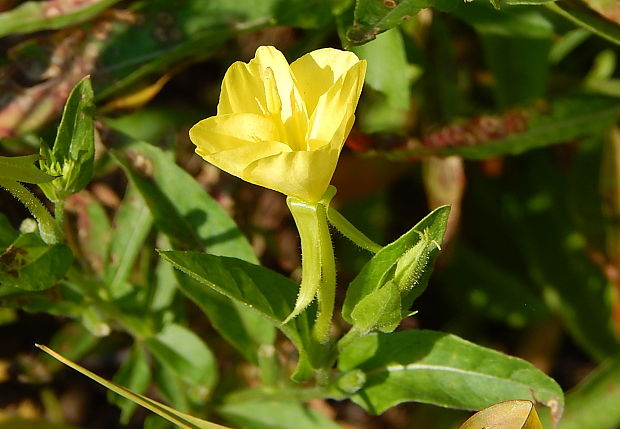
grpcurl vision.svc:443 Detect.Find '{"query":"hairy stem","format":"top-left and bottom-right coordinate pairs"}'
top-left (327, 206), bottom-right (382, 253)
top-left (0, 178), bottom-right (61, 244)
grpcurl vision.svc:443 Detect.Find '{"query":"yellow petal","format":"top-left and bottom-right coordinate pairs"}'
top-left (242, 146), bottom-right (341, 202)
top-left (251, 46), bottom-right (299, 121)
top-left (218, 46), bottom-right (298, 118)
top-left (208, 141), bottom-right (292, 178)
top-left (190, 113), bottom-right (291, 177)
top-left (218, 61), bottom-right (266, 116)
top-left (291, 48), bottom-right (363, 115)
top-left (190, 113), bottom-right (281, 153)
top-left (307, 60), bottom-right (366, 147)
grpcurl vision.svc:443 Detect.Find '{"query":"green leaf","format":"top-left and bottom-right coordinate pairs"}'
top-left (0, 282), bottom-right (83, 316)
top-left (454, 2), bottom-right (554, 39)
top-left (93, 0), bottom-right (329, 100)
top-left (351, 28), bottom-right (412, 133)
top-left (464, 3), bottom-right (552, 108)
top-left (558, 354), bottom-right (620, 429)
top-left (458, 400), bottom-right (543, 429)
top-left (395, 95), bottom-right (620, 159)
top-left (110, 344), bottom-right (151, 424)
top-left (37, 344), bottom-right (231, 429)
top-left (342, 206), bottom-right (450, 334)
top-left (174, 272), bottom-right (276, 365)
top-left (346, 0), bottom-right (458, 46)
top-left (420, 16), bottom-right (465, 123)
top-left (458, 149), bottom-right (619, 360)
top-left (338, 330), bottom-right (564, 418)
top-left (510, 159), bottom-right (618, 360)
top-left (549, 28), bottom-right (591, 64)
top-left (0, 213), bottom-right (19, 249)
top-left (70, 192), bottom-right (111, 275)
top-left (218, 400), bottom-right (342, 429)
top-left (0, 155), bottom-right (55, 184)
top-left (152, 359), bottom-right (191, 413)
top-left (110, 134), bottom-right (275, 361)
top-left (145, 324), bottom-right (218, 401)
top-left (104, 184), bottom-right (153, 295)
top-left (0, 0), bottom-right (122, 37)
top-left (159, 251), bottom-right (322, 377)
top-left (150, 241), bottom-right (180, 311)
top-left (42, 322), bottom-right (99, 373)
top-left (144, 415), bottom-right (177, 429)
top-left (39, 76), bottom-right (95, 201)
top-left (109, 136), bottom-right (256, 262)
top-left (480, 35), bottom-right (551, 107)
top-left (0, 233), bottom-right (72, 291)
top-left (352, 28), bottom-right (410, 109)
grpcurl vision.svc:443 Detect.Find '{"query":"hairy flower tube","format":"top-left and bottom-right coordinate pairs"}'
top-left (189, 45), bottom-right (366, 203)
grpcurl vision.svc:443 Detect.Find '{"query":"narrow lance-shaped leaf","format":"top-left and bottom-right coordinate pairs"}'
top-left (110, 344), bottom-right (151, 424)
top-left (159, 251), bottom-right (323, 380)
top-left (109, 135), bottom-right (257, 262)
top-left (144, 324), bottom-right (218, 402)
top-left (36, 344), bottom-right (231, 429)
top-left (109, 135), bottom-right (276, 363)
top-left (104, 184), bottom-right (153, 296)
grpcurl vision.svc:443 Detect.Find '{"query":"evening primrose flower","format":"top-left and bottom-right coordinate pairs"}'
top-left (189, 46), bottom-right (366, 203)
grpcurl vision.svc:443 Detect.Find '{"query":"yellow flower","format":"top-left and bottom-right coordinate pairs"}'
top-left (189, 46), bottom-right (366, 202)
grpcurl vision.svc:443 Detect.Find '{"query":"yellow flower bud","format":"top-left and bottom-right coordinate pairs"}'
top-left (189, 46), bottom-right (367, 202)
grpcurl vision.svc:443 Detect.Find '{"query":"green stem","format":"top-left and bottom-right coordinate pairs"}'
top-left (0, 178), bottom-right (61, 244)
top-left (545, 2), bottom-right (620, 47)
top-left (225, 384), bottom-right (341, 404)
top-left (54, 199), bottom-right (65, 231)
top-left (337, 327), bottom-right (364, 355)
top-left (327, 206), bottom-right (382, 253)
top-left (314, 367), bottom-right (332, 388)
top-left (257, 344), bottom-right (280, 388)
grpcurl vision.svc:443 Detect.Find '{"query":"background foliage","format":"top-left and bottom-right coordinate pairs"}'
top-left (1, 0), bottom-right (619, 428)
